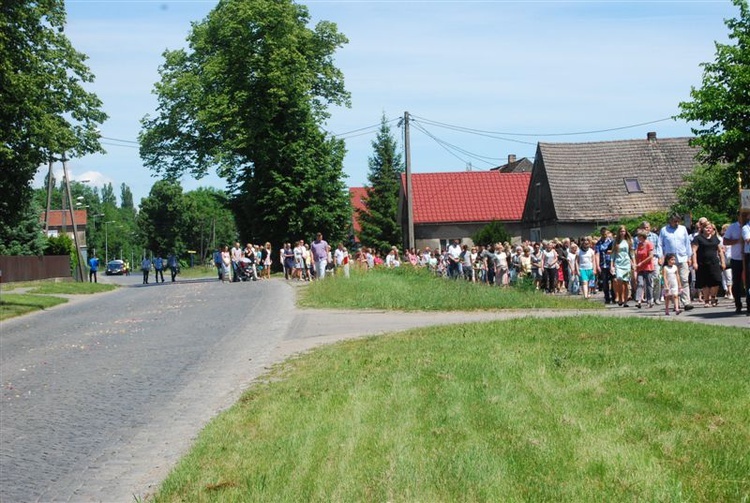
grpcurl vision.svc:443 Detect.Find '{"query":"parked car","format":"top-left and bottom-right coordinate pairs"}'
top-left (106, 259), bottom-right (127, 275)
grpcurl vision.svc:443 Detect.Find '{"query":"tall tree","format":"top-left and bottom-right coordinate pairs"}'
top-left (101, 183), bottom-right (117, 208)
top-left (0, 1), bottom-right (106, 234)
top-left (357, 115), bottom-right (404, 253)
top-left (677, 0), bottom-right (750, 179)
top-left (182, 187), bottom-right (238, 260)
top-left (0, 200), bottom-right (46, 255)
top-left (139, 0), bottom-right (352, 248)
top-left (120, 183), bottom-right (134, 210)
top-left (136, 180), bottom-right (187, 255)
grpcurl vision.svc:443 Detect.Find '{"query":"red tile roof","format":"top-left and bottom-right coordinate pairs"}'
top-left (402, 171), bottom-right (531, 224)
top-left (41, 210), bottom-right (88, 227)
top-left (349, 187), bottom-right (368, 237)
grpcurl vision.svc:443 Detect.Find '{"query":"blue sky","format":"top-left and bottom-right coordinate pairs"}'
top-left (35, 0), bottom-right (737, 205)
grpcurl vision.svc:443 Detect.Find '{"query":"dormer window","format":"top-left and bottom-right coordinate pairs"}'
top-left (625, 178), bottom-right (642, 193)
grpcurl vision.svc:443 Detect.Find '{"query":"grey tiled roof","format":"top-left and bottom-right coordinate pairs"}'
top-left (538, 137), bottom-right (699, 221)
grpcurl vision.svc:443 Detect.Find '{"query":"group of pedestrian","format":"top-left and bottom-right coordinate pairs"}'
top-left (279, 233), bottom-right (349, 281)
top-left (212, 242), bottom-right (273, 283)
top-left (140, 253), bottom-right (179, 285)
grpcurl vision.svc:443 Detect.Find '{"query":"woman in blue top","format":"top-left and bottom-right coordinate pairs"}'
top-left (611, 226), bottom-right (634, 307)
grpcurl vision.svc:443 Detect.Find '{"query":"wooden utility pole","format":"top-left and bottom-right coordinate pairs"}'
top-left (44, 156), bottom-right (54, 234)
top-left (62, 153), bottom-right (86, 281)
top-left (404, 111), bottom-right (415, 250)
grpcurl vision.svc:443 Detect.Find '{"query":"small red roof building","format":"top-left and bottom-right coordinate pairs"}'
top-left (397, 170), bottom-right (531, 249)
top-left (348, 187), bottom-right (368, 239)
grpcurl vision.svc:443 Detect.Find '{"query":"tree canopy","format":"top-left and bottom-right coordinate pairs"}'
top-left (357, 115), bottom-right (404, 253)
top-left (677, 0), bottom-right (750, 177)
top-left (139, 0), bottom-right (352, 247)
top-left (0, 0), bottom-right (106, 234)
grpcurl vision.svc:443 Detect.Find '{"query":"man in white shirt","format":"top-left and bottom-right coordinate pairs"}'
top-left (447, 239), bottom-right (462, 279)
top-left (230, 241), bottom-right (244, 282)
top-left (658, 214), bottom-right (694, 310)
top-left (721, 212), bottom-right (749, 314)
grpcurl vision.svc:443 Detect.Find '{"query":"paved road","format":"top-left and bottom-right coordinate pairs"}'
top-left (1, 276), bottom-right (748, 502)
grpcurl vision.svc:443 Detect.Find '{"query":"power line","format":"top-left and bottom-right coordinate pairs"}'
top-left (411, 122), bottom-right (499, 168)
top-left (410, 114), bottom-right (675, 138)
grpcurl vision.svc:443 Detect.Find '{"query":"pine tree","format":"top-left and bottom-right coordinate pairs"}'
top-left (357, 115), bottom-right (404, 253)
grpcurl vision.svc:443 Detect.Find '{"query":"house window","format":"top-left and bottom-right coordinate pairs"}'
top-left (625, 178), bottom-right (642, 193)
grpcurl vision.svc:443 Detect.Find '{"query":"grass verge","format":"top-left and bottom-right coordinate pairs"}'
top-left (0, 280), bottom-right (115, 321)
top-left (152, 316), bottom-right (750, 502)
top-left (298, 266), bottom-right (602, 311)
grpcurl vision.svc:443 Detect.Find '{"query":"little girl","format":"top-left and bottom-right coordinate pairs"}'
top-left (662, 253), bottom-right (682, 315)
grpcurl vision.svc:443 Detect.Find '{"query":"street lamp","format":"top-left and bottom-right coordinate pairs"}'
top-left (104, 221), bottom-right (115, 263)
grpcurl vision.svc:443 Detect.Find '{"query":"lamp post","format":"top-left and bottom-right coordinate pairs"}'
top-left (104, 221), bottom-right (115, 263)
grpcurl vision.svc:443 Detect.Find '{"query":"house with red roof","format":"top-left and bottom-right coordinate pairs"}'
top-left (40, 209), bottom-right (89, 250)
top-left (348, 187), bottom-right (368, 240)
top-left (398, 171), bottom-right (531, 250)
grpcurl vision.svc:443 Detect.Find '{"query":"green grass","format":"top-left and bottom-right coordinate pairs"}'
top-left (0, 293), bottom-right (69, 319)
top-left (0, 280), bottom-right (115, 320)
top-left (152, 317), bottom-right (750, 502)
top-left (298, 266), bottom-right (602, 311)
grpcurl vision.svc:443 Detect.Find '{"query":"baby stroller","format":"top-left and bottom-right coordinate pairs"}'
top-left (236, 257), bottom-right (258, 281)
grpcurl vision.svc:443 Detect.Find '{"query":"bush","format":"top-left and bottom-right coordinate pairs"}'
top-left (472, 221), bottom-right (511, 246)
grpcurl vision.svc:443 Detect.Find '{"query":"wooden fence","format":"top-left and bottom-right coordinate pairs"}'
top-left (0, 256), bottom-right (72, 283)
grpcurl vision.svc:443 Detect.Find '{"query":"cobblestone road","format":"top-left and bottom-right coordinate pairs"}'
top-left (1, 276), bottom-right (747, 502)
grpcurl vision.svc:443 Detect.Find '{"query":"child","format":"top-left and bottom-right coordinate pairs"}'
top-left (662, 253), bottom-right (682, 315)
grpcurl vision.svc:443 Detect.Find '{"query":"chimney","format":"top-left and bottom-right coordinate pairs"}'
top-left (507, 154), bottom-right (516, 164)
top-left (647, 132), bottom-right (657, 142)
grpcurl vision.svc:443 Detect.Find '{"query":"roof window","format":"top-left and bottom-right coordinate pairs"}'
top-left (624, 178), bottom-right (642, 194)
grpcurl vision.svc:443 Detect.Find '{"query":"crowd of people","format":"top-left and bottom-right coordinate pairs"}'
top-left (203, 213), bottom-right (738, 317)
top-left (342, 215), bottom-right (731, 316)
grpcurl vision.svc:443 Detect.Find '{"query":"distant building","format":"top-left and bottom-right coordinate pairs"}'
top-left (399, 171), bottom-right (531, 250)
top-left (521, 132), bottom-right (700, 241)
top-left (348, 187), bottom-right (368, 241)
top-left (40, 209), bottom-right (89, 251)
top-left (490, 154), bottom-right (534, 173)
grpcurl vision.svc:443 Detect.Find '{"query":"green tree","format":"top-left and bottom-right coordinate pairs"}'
top-left (139, 0), bottom-right (352, 248)
top-left (677, 0), bottom-right (750, 179)
top-left (182, 187), bottom-right (238, 260)
top-left (472, 221), bottom-right (512, 247)
top-left (136, 180), bottom-right (188, 256)
top-left (0, 1), bottom-right (106, 236)
top-left (357, 115), bottom-right (404, 253)
top-left (673, 163), bottom-right (736, 225)
top-left (0, 200), bottom-right (46, 255)
top-left (120, 184), bottom-right (134, 210)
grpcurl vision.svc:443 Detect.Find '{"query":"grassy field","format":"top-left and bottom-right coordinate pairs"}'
top-left (0, 280), bottom-right (115, 321)
top-left (298, 266), bottom-right (602, 311)
top-left (153, 316), bottom-right (749, 502)
top-left (151, 269), bottom-right (748, 502)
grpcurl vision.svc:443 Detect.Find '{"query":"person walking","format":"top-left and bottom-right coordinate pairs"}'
top-left (634, 230), bottom-right (655, 308)
top-left (213, 248), bottom-right (223, 280)
top-left (692, 222), bottom-right (726, 307)
top-left (611, 226), bottom-right (634, 307)
top-left (577, 237), bottom-right (596, 299)
top-left (88, 253), bottom-right (100, 283)
top-left (153, 253), bottom-right (165, 283)
top-left (262, 242), bottom-right (272, 280)
top-left (167, 253), bottom-right (179, 282)
top-left (594, 227), bottom-right (614, 304)
top-left (721, 212), bottom-right (749, 314)
top-left (141, 256), bottom-right (152, 285)
top-left (662, 253), bottom-right (682, 315)
top-left (311, 233), bottom-right (330, 279)
top-left (658, 214), bottom-right (694, 310)
top-left (221, 245), bottom-right (231, 284)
